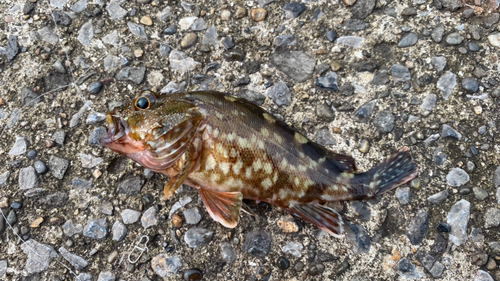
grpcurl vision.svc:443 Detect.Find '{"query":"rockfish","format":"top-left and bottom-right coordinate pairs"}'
top-left (101, 91), bottom-right (418, 237)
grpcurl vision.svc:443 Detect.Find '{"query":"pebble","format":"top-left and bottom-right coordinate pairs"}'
top-left (282, 241), bottom-right (303, 258)
top-left (62, 220), bottom-right (83, 236)
top-left (267, 81), bottom-right (291, 106)
top-left (358, 139), bottom-right (370, 154)
top-left (222, 36), bottom-right (235, 49)
top-left (221, 242), bottom-right (237, 264)
top-left (6, 210), bottom-right (17, 225)
top-left (390, 64), bottom-right (411, 82)
top-left (462, 77), bottom-right (479, 92)
top-left (80, 153), bottom-right (103, 169)
top-left (72, 177), bottom-right (93, 190)
top-left (97, 271), bottom-right (116, 281)
top-left (107, 3), bottom-right (128, 20)
top-left (21, 240), bottom-right (58, 274)
top-left (184, 268), bottom-right (203, 280)
top-left (163, 26), bottom-right (177, 35)
top-left (243, 230), bottom-right (272, 257)
top-left (48, 155), bottom-right (70, 179)
top-left (141, 206), bottom-right (158, 229)
top-left (469, 42), bottom-right (480, 52)
top-left (283, 3), bottom-right (306, 18)
top-left (326, 30), bottom-right (338, 42)
top-left (192, 18), bottom-right (207, 31)
top-left (39, 191), bottom-right (68, 207)
top-left (432, 56), bottom-right (447, 71)
top-left (446, 32), bottom-right (464, 45)
top-left (275, 35), bottom-right (297, 47)
top-left (353, 99), bottom-right (377, 123)
top-left (346, 224), bottom-right (370, 254)
top-left (83, 218), bottom-right (108, 239)
top-left (270, 51), bottom-right (316, 83)
top-left (429, 261), bottom-right (445, 278)
top-left (151, 254), bottom-right (182, 277)
top-left (112, 221), bottom-right (127, 241)
top-left (395, 187), bottom-right (410, 204)
top-left (77, 20), bottom-right (94, 46)
top-left (88, 126), bottom-right (108, 146)
top-left (0, 260), bottom-right (6, 278)
top-left (476, 270), bottom-right (494, 281)
top-left (169, 50), bottom-right (201, 72)
top-left (116, 66), bottom-right (146, 84)
top-left (316, 71), bottom-right (339, 91)
top-left (336, 36), bottom-right (365, 48)
top-left (473, 106), bottom-right (482, 115)
top-left (398, 33), bottom-right (418, 47)
top-left (420, 94), bottom-right (436, 111)
top-left (179, 17), bottom-right (197, 29)
top-left (484, 208), bottom-right (500, 228)
top-left (234, 5), bottom-right (247, 19)
top-left (172, 214), bottom-right (183, 227)
top-left (202, 26), bottom-right (218, 47)
top-left (59, 247), bottom-right (88, 270)
top-left (437, 71), bottom-right (457, 100)
top-left (487, 33), bottom-right (500, 47)
top-left (372, 111), bottom-right (395, 133)
top-left (316, 127), bottom-right (336, 146)
top-left (121, 209), bottom-right (141, 224)
top-left (19, 166), bottom-right (38, 189)
top-left (308, 263), bottom-right (325, 275)
top-left (473, 187), bottom-right (488, 200)
top-left (250, 8), bottom-right (267, 21)
top-left (71, 0), bottom-right (87, 13)
top-left (8, 137), bottom-right (27, 156)
top-left (427, 190), bottom-right (448, 204)
top-left (30, 217), bottom-right (43, 228)
top-left (183, 207), bottom-right (202, 224)
top-left (127, 22), bottom-right (148, 39)
top-left (220, 9), bottom-right (231, 20)
top-left (11, 201), bottom-right (22, 209)
top-left (140, 16), bottom-right (152, 26)
top-left (184, 227), bottom-right (214, 248)
top-left (0, 171), bottom-right (9, 185)
top-left (447, 199), bottom-right (470, 246)
top-left (398, 257), bottom-right (422, 278)
top-left (446, 167), bottom-right (470, 187)
top-left (441, 124), bottom-right (462, 140)
top-left (406, 209), bottom-right (429, 245)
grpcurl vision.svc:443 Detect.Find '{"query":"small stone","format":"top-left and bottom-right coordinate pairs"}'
top-left (326, 30), bottom-right (338, 42)
top-left (128, 22), bottom-right (148, 39)
top-left (487, 33), bottom-right (500, 47)
top-left (184, 268), bottom-right (203, 280)
top-left (427, 190), bottom-right (448, 204)
top-left (183, 207), bottom-right (202, 225)
top-left (116, 66), bottom-right (146, 84)
top-left (142, 206), bottom-right (158, 229)
top-left (48, 155), bottom-right (70, 179)
top-left (473, 187), bottom-right (488, 200)
top-left (390, 64), bottom-right (411, 82)
top-left (432, 56), bottom-right (447, 72)
top-left (372, 111), bottom-right (395, 133)
top-left (267, 81), bottom-right (291, 106)
top-left (357, 139), bottom-right (370, 154)
top-left (337, 36), bottom-right (365, 48)
top-left (398, 33), bottom-right (418, 47)
top-left (446, 33), bottom-right (463, 45)
top-left (140, 16), bottom-right (153, 26)
top-left (83, 218), bottom-right (108, 239)
top-left (88, 81), bottom-right (103, 95)
top-left (473, 106), bottom-right (482, 115)
top-left (9, 137), bottom-right (27, 156)
top-left (6, 210), bottom-right (17, 225)
top-left (172, 214), bottom-right (183, 227)
top-left (97, 271), bottom-right (115, 281)
top-left (191, 18), bottom-right (207, 31)
top-left (112, 221), bottom-right (127, 241)
top-left (484, 208), bottom-right (500, 228)
top-left (398, 257), bottom-right (422, 278)
top-left (221, 242), bottom-right (237, 264)
top-left (21, 240), bottom-right (58, 274)
top-left (19, 166), bottom-right (38, 190)
top-left (442, 124), bottom-right (462, 140)
top-left (277, 257), bottom-right (290, 270)
top-left (270, 51), bottom-right (316, 83)
top-left (275, 35), bottom-right (297, 47)
top-left (446, 168), bottom-right (469, 187)
top-left (233, 5), bottom-right (247, 18)
top-left (353, 99), bottom-right (377, 123)
top-left (59, 247), bottom-right (88, 270)
top-left (243, 230), bottom-right (272, 257)
top-left (420, 94), bottom-right (436, 111)
top-left (486, 259), bottom-right (497, 271)
top-left (151, 254), bottom-right (182, 277)
top-left (107, 2), bottom-right (128, 20)
top-left (77, 20), bottom-right (94, 46)
top-left (436, 222), bottom-right (451, 233)
top-left (283, 2), bottom-right (306, 18)
top-left (346, 224), bottom-right (370, 254)
top-left (447, 199), bottom-right (471, 246)
top-left (62, 220), bottom-right (83, 236)
top-left (462, 77), bottom-right (479, 92)
top-left (169, 50), bottom-right (201, 72)
top-left (282, 241), bottom-right (303, 258)
top-left (89, 126), bottom-right (108, 146)
top-left (437, 71), bottom-right (457, 99)
top-left (163, 26), bottom-right (177, 35)
top-left (308, 263), bottom-right (325, 275)
top-left (184, 227), bottom-right (214, 248)
top-left (134, 49), bottom-right (144, 58)
top-left (396, 187), bottom-right (410, 204)
top-left (250, 8), bottom-right (267, 21)
top-left (407, 209), bottom-right (429, 245)
top-left (429, 261), bottom-right (445, 278)
top-left (220, 9), bottom-right (231, 20)
top-left (0, 171), bottom-right (9, 185)
top-left (0, 260), bottom-right (6, 278)
top-left (121, 209), bottom-right (141, 224)
top-left (316, 71), bottom-right (339, 91)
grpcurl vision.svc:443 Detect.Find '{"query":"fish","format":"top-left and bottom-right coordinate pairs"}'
top-left (100, 90), bottom-right (418, 237)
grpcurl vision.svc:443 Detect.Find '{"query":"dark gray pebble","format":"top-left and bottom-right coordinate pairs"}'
top-left (34, 160), bottom-right (47, 174)
top-left (326, 30), bottom-right (337, 42)
top-left (406, 209), bottom-right (429, 245)
top-left (184, 268), bottom-right (203, 280)
top-left (372, 111), bottom-right (395, 133)
top-left (88, 81), bottom-right (103, 95)
top-left (222, 37), bottom-right (235, 49)
top-left (351, 0), bottom-right (376, 19)
top-left (27, 150), bottom-right (37, 160)
top-left (242, 230), bottom-right (272, 257)
top-left (436, 222), bottom-right (451, 232)
top-left (277, 257), bottom-right (290, 270)
top-left (283, 2), bottom-right (306, 18)
top-left (398, 33), bottom-right (418, 47)
top-left (462, 77), bottom-right (479, 92)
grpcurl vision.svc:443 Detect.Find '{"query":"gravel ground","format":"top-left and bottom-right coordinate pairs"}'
top-left (1, 0), bottom-right (500, 280)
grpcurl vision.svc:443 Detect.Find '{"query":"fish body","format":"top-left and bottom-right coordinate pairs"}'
top-left (101, 91), bottom-right (418, 237)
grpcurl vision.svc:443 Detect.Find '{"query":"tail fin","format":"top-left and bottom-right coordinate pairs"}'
top-left (363, 147), bottom-right (418, 197)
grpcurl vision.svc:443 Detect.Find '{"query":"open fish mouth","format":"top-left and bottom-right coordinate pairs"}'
top-left (100, 109), bottom-right (128, 146)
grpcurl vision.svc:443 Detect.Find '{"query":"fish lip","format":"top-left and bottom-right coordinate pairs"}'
top-left (100, 110), bottom-right (127, 147)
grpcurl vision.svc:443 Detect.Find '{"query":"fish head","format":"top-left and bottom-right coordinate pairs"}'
top-left (100, 90), bottom-right (204, 171)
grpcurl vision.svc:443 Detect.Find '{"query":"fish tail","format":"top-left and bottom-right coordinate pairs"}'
top-left (361, 147), bottom-right (418, 197)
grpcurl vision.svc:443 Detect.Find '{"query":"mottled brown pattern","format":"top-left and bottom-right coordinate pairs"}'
top-left (101, 91), bottom-right (418, 236)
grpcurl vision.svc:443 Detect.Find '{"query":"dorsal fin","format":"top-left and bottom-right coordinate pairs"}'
top-left (307, 141), bottom-right (357, 173)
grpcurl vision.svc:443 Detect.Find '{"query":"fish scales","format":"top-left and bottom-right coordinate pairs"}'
top-left (101, 90), bottom-right (418, 237)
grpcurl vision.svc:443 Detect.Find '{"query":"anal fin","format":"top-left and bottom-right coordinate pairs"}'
top-left (286, 203), bottom-right (344, 238)
top-left (199, 188), bottom-right (243, 228)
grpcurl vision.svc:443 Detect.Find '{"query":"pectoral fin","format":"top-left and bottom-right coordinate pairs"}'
top-left (163, 146), bottom-right (193, 200)
top-left (287, 203), bottom-right (344, 238)
top-left (199, 188), bottom-right (243, 228)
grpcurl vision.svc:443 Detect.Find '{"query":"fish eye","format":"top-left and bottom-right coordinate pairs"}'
top-left (135, 97), bottom-right (150, 109)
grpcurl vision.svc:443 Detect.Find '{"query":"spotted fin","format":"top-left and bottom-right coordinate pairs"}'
top-left (163, 147), bottom-right (193, 200)
top-left (199, 188), bottom-right (243, 228)
top-left (287, 203), bottom-right (344, 238)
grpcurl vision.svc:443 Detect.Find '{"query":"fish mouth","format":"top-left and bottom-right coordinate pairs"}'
top-left (100, 109), bottom-right (128, 146)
